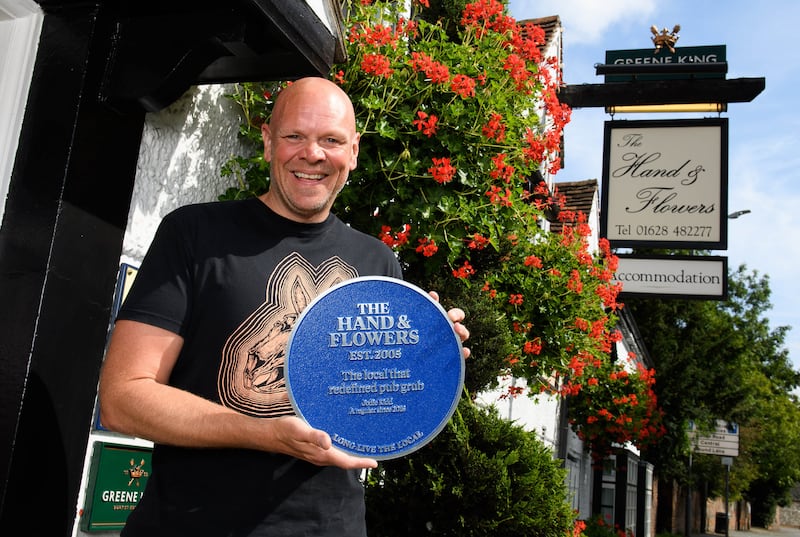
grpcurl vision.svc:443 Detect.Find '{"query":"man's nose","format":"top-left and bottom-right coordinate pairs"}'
top-left (302, 140), bottom-right (326, 161)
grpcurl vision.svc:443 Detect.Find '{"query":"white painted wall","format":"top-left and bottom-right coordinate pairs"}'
top-left (0, 0), bottom-right (42, 229)
top-left (120, 84), bottom-right (253, 265)
top-left (306, 0), bottom-right (333, 32)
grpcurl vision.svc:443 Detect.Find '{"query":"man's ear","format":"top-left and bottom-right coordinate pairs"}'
top-left (261, 122), bottom-right (272, 163)
top-left (350, 132), bottom-right (360, 170)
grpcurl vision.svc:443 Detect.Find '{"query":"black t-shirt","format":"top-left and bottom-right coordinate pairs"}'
top-left (116, 197), bottom-right (402, 536)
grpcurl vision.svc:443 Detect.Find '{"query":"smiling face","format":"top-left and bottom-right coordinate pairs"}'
top-left (259, 78), bottom-right (360, 223)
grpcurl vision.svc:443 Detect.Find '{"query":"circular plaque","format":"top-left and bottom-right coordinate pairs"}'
top-left (285, 276), bottom-right (464, 460)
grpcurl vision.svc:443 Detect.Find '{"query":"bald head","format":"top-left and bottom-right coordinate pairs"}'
top-left (270, 77), bottom-right (357, 137)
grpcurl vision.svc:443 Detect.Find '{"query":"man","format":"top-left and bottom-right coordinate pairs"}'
top-left (99, 77), bottom-right (469, 536)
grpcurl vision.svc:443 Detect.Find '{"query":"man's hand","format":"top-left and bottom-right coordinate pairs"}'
top-left (429, 291), bottom-right (471, 359)
top-left (268, 416), bottom-right (378, 469)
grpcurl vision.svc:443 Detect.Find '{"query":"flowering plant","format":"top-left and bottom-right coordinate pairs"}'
top-left (579, 515), bottom-right (634, 537)
top-left (221, 0), bottom-right (663, 455)
top-left (558, 351), bottom-right (666, 458)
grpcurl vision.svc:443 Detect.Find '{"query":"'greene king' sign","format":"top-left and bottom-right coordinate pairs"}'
top-left (604, 45), bottom-right (726, 82)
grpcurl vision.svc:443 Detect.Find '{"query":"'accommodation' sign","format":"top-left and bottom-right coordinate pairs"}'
top-left (601, 118), bottom-right (728, 249)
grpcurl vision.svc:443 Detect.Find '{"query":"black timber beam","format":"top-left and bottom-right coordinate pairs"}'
top-left (0, 5), bottom-right (145, 534)
top-left (99, 0), bottom-right (343, 112)
top-left (595, 62), bottom-right (728, 76)
top-left (559, 77), bottom-right (765, 109)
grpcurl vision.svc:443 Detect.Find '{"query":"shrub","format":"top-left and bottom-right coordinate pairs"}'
top-left (364, 397), bottom-right (576, 537)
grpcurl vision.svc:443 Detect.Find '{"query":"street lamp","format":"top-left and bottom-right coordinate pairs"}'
top-left (728, 209), bottom-right (751, 219)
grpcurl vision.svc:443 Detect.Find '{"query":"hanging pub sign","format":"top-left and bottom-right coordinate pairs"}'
top-left (613, 254), bottom-right (728, 300)
top-left (604, 44), bottom-right (726, 82)
top-left (600, 118), bottom-right (728, 249)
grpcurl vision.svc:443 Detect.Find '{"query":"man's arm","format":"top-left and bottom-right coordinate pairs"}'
top-left (98, 319), bottom-right (377, 469)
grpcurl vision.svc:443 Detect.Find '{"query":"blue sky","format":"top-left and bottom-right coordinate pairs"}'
top-left (508, 0), bottom-right (800, 374)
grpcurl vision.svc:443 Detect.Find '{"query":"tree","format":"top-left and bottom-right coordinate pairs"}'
top-left (742, 394), bottom-right (800, 525)
top-left (627, 262), bottom-right (800, 525)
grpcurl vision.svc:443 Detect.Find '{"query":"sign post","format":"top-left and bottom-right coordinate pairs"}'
top-left (688, 420), bottom-right (739, 457)
top-left (687, 421), bottom-right (738, 537)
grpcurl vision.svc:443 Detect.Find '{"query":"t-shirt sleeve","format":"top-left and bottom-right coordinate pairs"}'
top-left (116, 209), bottom-right (195, 336)
top-left (381, 245), bottom-right (403, 280)
top-left (347, 225), bottom-right (403, 280)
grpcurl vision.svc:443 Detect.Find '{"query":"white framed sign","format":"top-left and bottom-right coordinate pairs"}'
top-left (613, 254), bottom-right (728, 300)
top-left (687, 420), bottom-right (739, 457)
top-left (601, 119), bottom-right (728, 249)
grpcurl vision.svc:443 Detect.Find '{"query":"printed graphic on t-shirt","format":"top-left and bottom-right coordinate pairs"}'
top-left (218, 253), bottom-right (359, 417)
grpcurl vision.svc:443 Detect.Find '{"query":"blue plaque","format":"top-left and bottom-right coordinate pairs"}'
top-left (285, 276), bottom-right (464, 459)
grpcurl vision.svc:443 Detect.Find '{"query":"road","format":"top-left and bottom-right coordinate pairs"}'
top-left (699, 526), bottom-right (800, 537)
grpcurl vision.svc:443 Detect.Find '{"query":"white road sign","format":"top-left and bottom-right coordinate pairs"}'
top-left (688, 420), bottom-right (739, 456)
